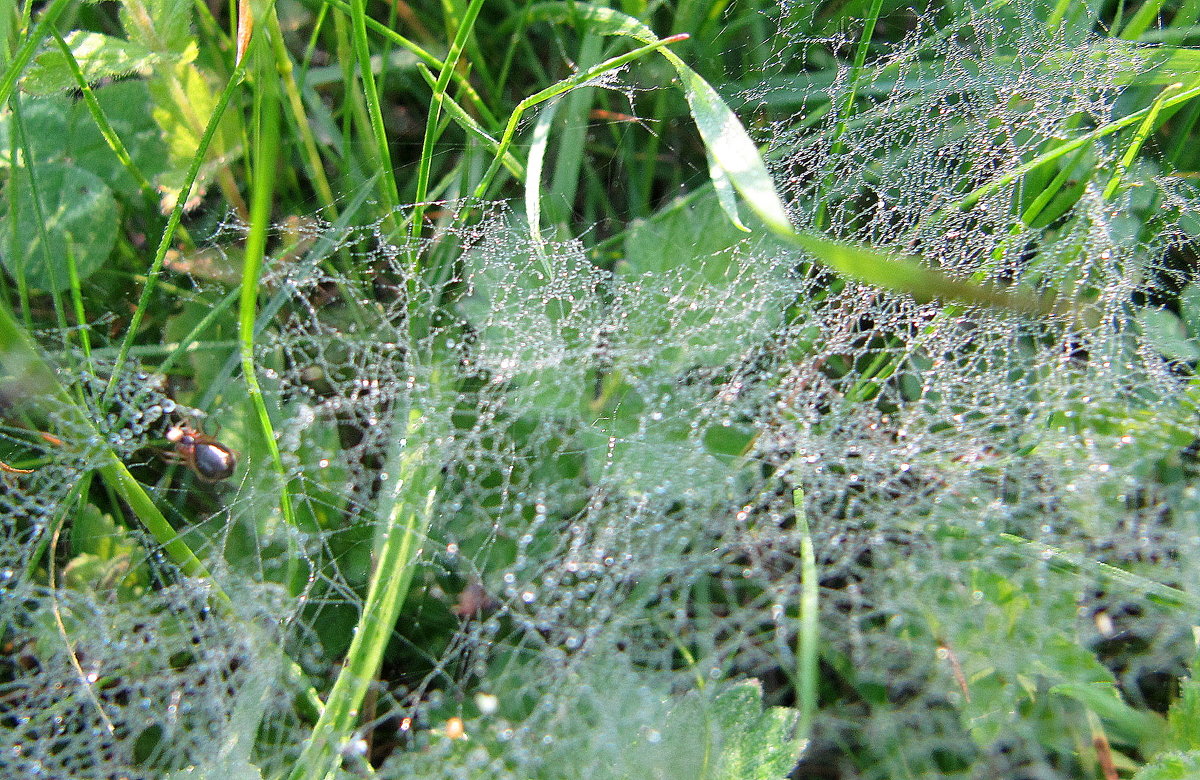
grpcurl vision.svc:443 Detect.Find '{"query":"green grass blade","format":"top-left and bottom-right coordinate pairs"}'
top-left (348, 0), bottom-right (400, 224)
top-left (241, 37), bottom-right (301, 581)
top-left (268, 6), bottom-right (339, 219)
top-left (288, 405), bottom-right (442, 780)
top-left (1103, 82), bottom-right (1180, 199)
top-left (410, 0), bottom-right (487, 248)
top-left (103, 63), bottom-right (246, 407)
top-left (525, 96), bottom-right (560, 252)
top-left (792, 486), bottom-right (819, 762)
top-left (317, 0), bottom-right (498, 127)
top-left (814, 0), bottom-right (882, 231)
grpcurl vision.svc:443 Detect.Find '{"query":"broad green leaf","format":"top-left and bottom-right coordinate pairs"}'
top-left (711, 680), bottom-right (800, 780)
top-left (0, 93), bottom-right (77, 167)
top-left (148, 51), bottom-right (241, 211)
top-left (0, 161), bottom-right (117, 292)
top-left (616, 190), bottom-right (791, 372)
top-left (119, 0), bottom-right (196, 59)
top-left (73, 81), bottom-right (172, 200)
top-left (1139, 308), bottom-right (1200, 362)
top-left (1167, 678), bottom-right (1200, 751)
top-left (0, 86), bottom-right (168, 201)
top-left (21, 31), bottom-right (157, 95)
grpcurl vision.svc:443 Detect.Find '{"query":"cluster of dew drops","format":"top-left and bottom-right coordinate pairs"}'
top-left (72, 365), bottom-right (179, 455)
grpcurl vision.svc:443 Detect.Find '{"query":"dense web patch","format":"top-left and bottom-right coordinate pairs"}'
top-left (4, 1), bottom-right (1200, 778)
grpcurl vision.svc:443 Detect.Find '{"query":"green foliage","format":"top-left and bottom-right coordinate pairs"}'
top-left (0, 84), bottom-right (174, 290)
top-left (0, 158), bottom-right (116, 292)
top-left (1133, 752), bottom-right (1200, 780)
top-left (710, 680), bottom-right (801, 780)
top-left (415, 661), bottom-right (799, 780)
top-left (1140, 284), bottom-right (1200, 364)
top-left (22, 31), bottom-right (158, 96)
top-left (4, 0), bottom-right (1200, 778)
top-left (617, 191), bottom-right (790, 372)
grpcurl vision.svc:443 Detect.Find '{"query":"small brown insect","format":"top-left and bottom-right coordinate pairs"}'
top-left (165, 423), bottom-right (236, 483)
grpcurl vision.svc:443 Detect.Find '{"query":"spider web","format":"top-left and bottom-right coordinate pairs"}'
top-left (4, 2), bottom-right (1200, 778)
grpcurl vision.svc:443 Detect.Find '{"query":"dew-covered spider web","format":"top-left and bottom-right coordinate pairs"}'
top-left (4, 2), bottom-right (1200, 778)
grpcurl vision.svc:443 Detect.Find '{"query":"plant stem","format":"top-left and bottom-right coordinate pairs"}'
top-left (792, 486), bottom-right (819, 762)
top-left (288, 404), bottom-right (442, 780)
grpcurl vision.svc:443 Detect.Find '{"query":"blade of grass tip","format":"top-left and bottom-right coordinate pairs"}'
top-left (1102, 82), bottom-right (1181, 200)
top-left (410, 0), bottom-right (488, 250)
top-left (236, 0), bottom-right (254, 66)
top-left (102, 63), bottom-right (245, 409)
top-left (522, 95), bottom-right (571, 342)
top-left (792, 486), bottom-right (818, 762)
top-left (288, 405), bottom-right (442, 780)
top-left (526, 96), bottom-right (560, 264)
top-left (242, 40), bottom-right (303, 592)
top-left (672, 59), bottom-right (794, 234)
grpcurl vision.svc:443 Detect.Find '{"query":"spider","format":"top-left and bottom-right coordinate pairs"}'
top-left (164, 423), bottom-right (237, 483)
